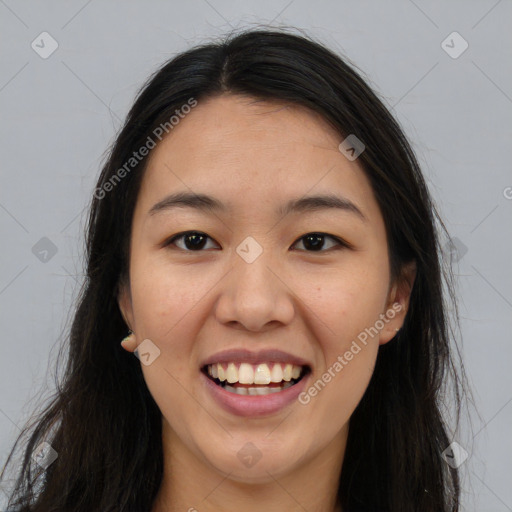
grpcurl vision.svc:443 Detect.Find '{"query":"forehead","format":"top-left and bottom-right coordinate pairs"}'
top-left (147, 94), bottom-right (343, 170)
top-left (136, 94), bottom-right (382, 225)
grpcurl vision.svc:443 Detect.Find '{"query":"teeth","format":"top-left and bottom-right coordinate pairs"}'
top-left (207, 362), bottom-right (304, 385)
top-left (226, 362), bottom-right (237, 383)
top-left (224, 382), bottom-right (293, 395)
top-left (238, 363), bottom-right (254, 384)
top-left (270, 363), bottom-right (283, 382)
top-left (254, 364), bottom-right (271, 384)
top-left (283, 363), bottom-right (293, 381)
top-left (217, 364), bottom-right (226, 382)
top-left (235, 386), bottom-right (248, 395)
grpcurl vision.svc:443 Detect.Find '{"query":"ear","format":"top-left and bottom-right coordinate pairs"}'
top-left (379, 260), bottom-right (417, 346)
top-left (117, 277), bottom-right (135, 333)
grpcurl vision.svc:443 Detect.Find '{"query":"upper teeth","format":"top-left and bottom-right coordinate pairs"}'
top-left (207, 362), bottom-right (303, 384)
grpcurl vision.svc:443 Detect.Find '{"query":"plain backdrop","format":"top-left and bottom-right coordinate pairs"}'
top-left (1, 1), bottom-right (511, 510)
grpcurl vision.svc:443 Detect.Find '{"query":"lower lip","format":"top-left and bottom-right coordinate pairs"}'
top-left (201, 371), bottom-right (310, 417)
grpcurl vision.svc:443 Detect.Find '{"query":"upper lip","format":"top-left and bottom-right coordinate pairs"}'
top-left (201, 348), bottom-right (312, 369)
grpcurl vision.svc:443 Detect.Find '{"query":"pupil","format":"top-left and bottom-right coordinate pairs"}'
top-left (304, 234), bottom-right (323, 251)
top-left (185, 232), bottom-right (206, 250)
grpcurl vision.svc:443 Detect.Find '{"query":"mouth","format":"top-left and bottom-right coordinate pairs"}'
top-left (201, 362), bottom-right (311, 396)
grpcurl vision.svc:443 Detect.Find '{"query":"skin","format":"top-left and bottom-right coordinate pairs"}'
top-left (118, 94), bottom-right (416, 512)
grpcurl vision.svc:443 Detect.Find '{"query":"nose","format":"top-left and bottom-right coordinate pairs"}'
top-left (214, 248), bottom-right (295, 332)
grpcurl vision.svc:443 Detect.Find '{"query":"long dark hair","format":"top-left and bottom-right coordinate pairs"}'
top-left (1, 27), bottom-right (468, 512)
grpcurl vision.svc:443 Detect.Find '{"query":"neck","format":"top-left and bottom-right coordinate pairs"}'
top-left (152, 418), bottom-right (346, 512)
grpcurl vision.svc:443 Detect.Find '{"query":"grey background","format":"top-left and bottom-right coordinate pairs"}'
top-left (1, 1), bottom-right (511, 510)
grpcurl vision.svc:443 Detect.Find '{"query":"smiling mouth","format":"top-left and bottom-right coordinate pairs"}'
top-left (202, 362), bottom-right (310, 396)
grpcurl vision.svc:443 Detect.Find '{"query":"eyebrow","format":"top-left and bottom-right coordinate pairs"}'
top-left (148, 191), bottom-right (367, 221)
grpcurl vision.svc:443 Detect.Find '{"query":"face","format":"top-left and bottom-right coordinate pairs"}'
top-left (118, 94), bottom-right (414, 483)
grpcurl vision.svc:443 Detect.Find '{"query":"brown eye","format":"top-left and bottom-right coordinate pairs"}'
top-left (292, 233), bottom-right (346, 252)
top-left (164, 231), bottom-right (347, 253)
top-left (165, 231), bottom-right (219, 251)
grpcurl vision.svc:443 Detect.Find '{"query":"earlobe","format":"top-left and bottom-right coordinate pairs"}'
top-left (120, 332), bottom-right (137, 352)
top-left (378, 301), bottom-right (405, 346)
top-left (379, 261), bottom-right (417, 345)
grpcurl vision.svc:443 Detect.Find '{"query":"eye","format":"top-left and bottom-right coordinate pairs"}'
top-left (164, 231), bottom-right (219, 251)
top-left (164, 231), bottom-right (348, 252)
top-left (291, 232), bottom-right (347, 252)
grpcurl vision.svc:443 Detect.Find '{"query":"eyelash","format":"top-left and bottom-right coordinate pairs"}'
top-left (163, 231), bottom-right (350, 253)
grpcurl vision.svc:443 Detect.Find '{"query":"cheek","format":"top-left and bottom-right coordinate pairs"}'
top-left (298, 329), bottom-right (379, 447)
top-left (130, 259), bottom-right (206, 339)
top-left (295, 259), bottom-right (389, 343)
top-left (318, 345), bottom-right (377, 437)
top-left (127, 265), bottom-right (206, 401)
top-left (129, 263), bottom-right (205, 427)
top-left (294, 260), bottom-right (386, 418)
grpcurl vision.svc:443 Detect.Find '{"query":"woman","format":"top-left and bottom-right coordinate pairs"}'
top-left (1, 28), bottom-right (467, 511)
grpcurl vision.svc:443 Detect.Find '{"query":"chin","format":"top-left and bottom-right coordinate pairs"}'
top-left (201, 440), bottom-right (305, 484)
